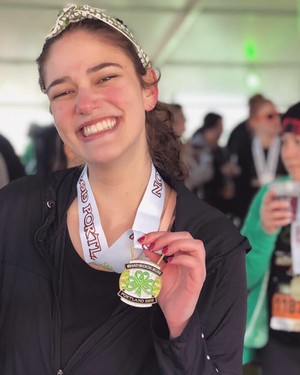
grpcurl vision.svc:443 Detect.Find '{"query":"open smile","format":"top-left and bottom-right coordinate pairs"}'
top-left (82, 118), bottom-right (117, 137)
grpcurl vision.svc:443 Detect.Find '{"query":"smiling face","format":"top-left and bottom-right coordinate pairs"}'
top-left (281, 132), bottom-right (300, 181)
top-left (43, 29), bottom-right (156, 167)
top-left (251, 102), bottom-right (280, 138)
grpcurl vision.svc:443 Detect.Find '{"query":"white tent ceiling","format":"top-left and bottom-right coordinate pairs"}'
top-left (0, 0), bottom-right (299, 152)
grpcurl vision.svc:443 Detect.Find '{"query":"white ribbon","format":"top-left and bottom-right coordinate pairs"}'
top-left (291, 199), bottom-right (300, 275)
top-left (77, 163), bottom-right (165, 273)
top-left (252, 136), bottom-right (281, 185)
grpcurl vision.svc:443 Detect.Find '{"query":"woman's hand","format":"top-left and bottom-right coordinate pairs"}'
top-left (139, 231), bottom-right (206, 338)
top-left (261, 189), bottom-right (293, 233)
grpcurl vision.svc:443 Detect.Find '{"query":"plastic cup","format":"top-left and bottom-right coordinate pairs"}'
top-left (270, 181), bottom-right (300, 220)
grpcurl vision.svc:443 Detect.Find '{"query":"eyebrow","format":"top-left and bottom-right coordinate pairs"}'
top-left (46, 62), bottom-right (123, 93)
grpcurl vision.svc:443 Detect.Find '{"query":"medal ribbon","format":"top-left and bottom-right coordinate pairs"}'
top-left (252, 136), bottom-right (280, 185)
top-left (77, 163), bottom-right (165, 273)
top-left (291, 199), bottom-right (300, 275)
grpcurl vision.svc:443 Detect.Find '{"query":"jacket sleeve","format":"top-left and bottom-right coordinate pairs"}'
top-left (152, 240), bottom-right (248, 375)
top-left (241, 184), bottom-right (279, 291)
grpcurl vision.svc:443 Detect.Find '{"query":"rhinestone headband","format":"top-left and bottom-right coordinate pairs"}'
top-left (46, 4), bottom-right (151, 69)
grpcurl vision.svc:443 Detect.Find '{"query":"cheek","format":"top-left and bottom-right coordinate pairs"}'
top-left (104, 86), bottom-right (126, 105)
top-left (51, 103), bottom-right (73, 130)
top-left (105, 82), bottom-right (144, 108)
top-left (282, 144), bottom-right (300, 161)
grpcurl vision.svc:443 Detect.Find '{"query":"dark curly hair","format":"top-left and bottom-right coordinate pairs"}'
top-left (36, 19), bottom-right (186, 180)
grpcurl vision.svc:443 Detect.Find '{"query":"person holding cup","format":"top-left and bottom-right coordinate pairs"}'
top-left (242, 102), bottom-right (300, 374)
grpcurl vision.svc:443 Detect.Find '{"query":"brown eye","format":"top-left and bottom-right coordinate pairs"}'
top-left (97, 75), bottom-right (117, 84)
top-left (53, 90), bottom-right (73, 99)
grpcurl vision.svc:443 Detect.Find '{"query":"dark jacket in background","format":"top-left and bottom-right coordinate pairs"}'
top-left (0, 134), bottom-right (25, 181)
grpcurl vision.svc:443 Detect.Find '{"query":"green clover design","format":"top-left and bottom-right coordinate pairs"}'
top-left (125, 270), bottom-right (155, 297)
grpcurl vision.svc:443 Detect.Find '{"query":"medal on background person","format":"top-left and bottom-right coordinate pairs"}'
top-left (290, 275), bottom-right (300, 301)
top-left (290, 198), bottom-right (300, 300)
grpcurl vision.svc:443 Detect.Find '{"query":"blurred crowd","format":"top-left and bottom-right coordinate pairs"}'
top-left (167, 93), bottom-right (286, 230)
top-left (0, 122), bottom-right (83, 188)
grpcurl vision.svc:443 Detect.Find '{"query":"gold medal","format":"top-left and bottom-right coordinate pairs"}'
top-left (290, 276), bottom-right (300, 301)
top-left (118, 259), bottom-right (163, 308)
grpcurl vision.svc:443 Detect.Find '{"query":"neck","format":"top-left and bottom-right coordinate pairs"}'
top-left (83, 153), bottom-right (154, 246)
top-left (87, 152), bottom-right (152, 206)
top-left (258, 133), bottom-right (277, 148)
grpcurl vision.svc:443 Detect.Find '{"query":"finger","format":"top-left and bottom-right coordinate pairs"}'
top-left (262, 209), bottom-right (293, 221)
top-left (265, 189), bottom-right (276, 204)
top-left (268, 199), bottom-right (292, 211)
top-left (165, 253), bottom-right (206, 278)
top-left (262, 211), bottom-right (293, 232)
top-left (138, 231), bottom-right (194, 251)
top-left (267, 209), bottom-right (293, 219)
top-left (160, 238), bottom-right (205, 259)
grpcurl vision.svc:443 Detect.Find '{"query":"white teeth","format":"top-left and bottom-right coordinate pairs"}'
top-left (83, 118), bottom-right (117, 136)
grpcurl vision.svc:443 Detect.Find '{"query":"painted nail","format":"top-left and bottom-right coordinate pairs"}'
top-left (162, 246), bottom-right (168, 254)
top-left (163, 255), bottom-right (173, 263)
top-left (138, 236), bottom-right (145, 243)
top-left (167, 255), bottom-right (174, 262)
top-left (148, 242), bottom-right (156, 250)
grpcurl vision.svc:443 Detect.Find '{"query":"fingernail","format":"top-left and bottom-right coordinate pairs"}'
top-left (167, 255), bottom-right (174, 262)
top-left (138, 236), bottom-right (145, 243)
top-left (162, 246), bottom-right (168, 254)
top-left (148, 242), bottom-right (156, 250)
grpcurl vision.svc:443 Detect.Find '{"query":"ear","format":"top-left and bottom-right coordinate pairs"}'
top-left (143, 68), bottom-right (158, 112)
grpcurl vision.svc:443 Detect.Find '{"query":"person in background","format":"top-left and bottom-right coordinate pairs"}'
top-left (0, 133), bottom-right (25, 188)
top-left (0, 153), bottom-right (9, 188)
top-left (228, 94), bottom-right (286, 227)
top-left (185, 112), bottom-right (240, 215)
top-left (185, 112), bottom-right (222, 198)
top-left (242, 102), bottom-right (300, 375)
top-left (23, 123), bottom-right (82, 174)
top-left (164, 103), bottom-right (186, 138)
top-left (227, 94), bottom-right (264, 157)
top-left (22, 123), bottom-right (58, 175)
top-left (52, 133), bottom-right (83, 171)
top-left (0, 4), bottom-right (249, 374)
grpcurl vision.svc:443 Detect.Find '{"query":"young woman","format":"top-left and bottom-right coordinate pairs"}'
top-left (0, 5), bottom-right (249, 374)
top-left (229, 94), bottom-right (286, 227)
top-left (243, 102), bottom-right (300, 374)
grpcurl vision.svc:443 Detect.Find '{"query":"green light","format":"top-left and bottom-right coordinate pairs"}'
top-left (244, 39), bottom-right (257, 61)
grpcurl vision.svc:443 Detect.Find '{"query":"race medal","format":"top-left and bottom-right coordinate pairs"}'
top-left (290, 276), bottom-right (300, 301)
top-left (118, 259), bottom-right (162, 308)
top-left (291, 219), bottom-right (300, 301)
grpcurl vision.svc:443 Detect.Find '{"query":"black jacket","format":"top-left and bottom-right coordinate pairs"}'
top-left (0, 167), bottom-right (250, 374)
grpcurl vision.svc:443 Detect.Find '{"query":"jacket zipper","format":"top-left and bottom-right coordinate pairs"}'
top-left (35, 200), bottom-right (63, 373)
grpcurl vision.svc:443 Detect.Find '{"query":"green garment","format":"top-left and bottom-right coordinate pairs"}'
top-left (241, 176), bottom-right (290, 364)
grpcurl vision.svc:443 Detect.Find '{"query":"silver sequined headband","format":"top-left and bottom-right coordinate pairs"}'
top-left (46, 4), bottom-right (151, 69)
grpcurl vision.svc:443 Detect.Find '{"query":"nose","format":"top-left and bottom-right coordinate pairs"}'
top-left (76, 88), bottom-right (99, 115)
